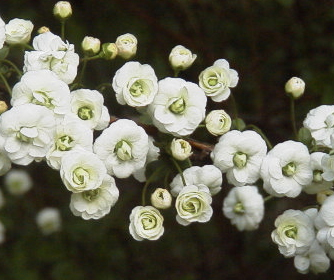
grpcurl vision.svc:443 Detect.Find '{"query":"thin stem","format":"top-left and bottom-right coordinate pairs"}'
top-left (0, 72), bottom-right (12, 96)
top-left (61, 20), bottom-right (66, 40)
top-left (264, 195), bottom-right (274, 203)
top-left (229, 93), bottom-right (239, 120)
top-left (171, 157), bottom-right (187, 186)
top-left (0, 59), bottom-right (23, 77)
top-left (80, 54), bottom-right (101, 62)
top-left (290, 97), bottom-right (298, 139)
top-left (245, 124), bottom-right (273, 150)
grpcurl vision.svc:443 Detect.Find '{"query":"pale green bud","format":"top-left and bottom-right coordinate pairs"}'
top-left (101, 43), bottom-right (118, 60)
top-left (285, 77), bottom-right (305, 99)
top-left (171, 138), bottom-right (192, 161)
top-left (150, 188), bottom-right (172, 209)
top-left (53, 1), bottom-right (72, 20)
top-left (82, 36), bottom-right (101, 56)
top-left (0, 101), bottom-right (8, 114)
top-left (169, 45), bottom-right (197, 71)
top-left (205, 109), bottom-right (231, 136)
top-left (38, 26), bottom-right (50, 34)
top-left (115, 33), bottom-right (137, 59)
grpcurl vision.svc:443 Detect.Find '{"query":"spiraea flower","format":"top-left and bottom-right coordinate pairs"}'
top-left (223, 185), bottom-right (264, 231)
top-left (148, 77), bottom-right (207, 137)
top-left (211, 130), bottom-right (267, 187)
top-left (112, 61), bottom-right (158, 107)
top-left (4, 169), bottom-right (32, 195)
top-left (285, 77), bottom-right (305, 99)
top-left (175, 184), bottom-right (213, 226)
top-left (260, 140), bottom-right (312, 198)
top-left (11, 69), bottom-right (71, 116)
top-left (0, 103), bottom-right (56, 165)
top-left (169, 45), bottom-right (197, 71)
top-left (60, 150), bottom-right (108, 193)
top-left (5, 18), bottom-right (34, 45)
top-left (170, 165), bottom-right (222, 196)
top-left (0, 135), bottom-right (11, 176)
top-left (53, 1), bottom-right (72, 20)
top-left (129, 206), bottom-right (164, 241)
top-left (69, 88), bottom-right (110, 130)
top-left (205, 109), bottom-right (232, 136)
top-left (199, 59), bottom-right (239, 102)
top-left (115, 33), bottom-right (137, 59)
top-left (0, 16), bottom-right (5, 49)
top-left (170, 138), bottom-right (192, 161)
top-left (150, 188), bottom-right (172, 210)
top-left (70, 174), bottom-right (119, 220)
top-left (303, 105), bottom-right (334, 148)
top-left (81, 36), bottom-right (100, 56)
top-left (272, 209), bottom-right (316, 258)
top-left (93, 119), bottom-right (149, 178)
top-left (36, 207), bottom-right (62, 235)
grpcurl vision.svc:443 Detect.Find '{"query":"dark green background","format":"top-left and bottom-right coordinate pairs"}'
top-left (0, 0), bottom-right (334, 279)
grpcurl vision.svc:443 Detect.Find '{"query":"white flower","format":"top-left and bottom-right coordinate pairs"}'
top-left (4, 169), bottom-right (32, 195)
top-left (271, 209), bottom-right (316, 258)
top-left (303, 105), bottom-right (334, 148)
top-left (205, 109), bottom-right (231, 136)
top-left (11, 70), bottom-right (71, 116)
top-left (170, 165), bottom-right (222, 196)
top-left (150, 188), bottom-right (172, 209)
top-left (70, 174), bottom-right (119, 220)
top-left (112, 61), bottom-right (158, 107)
top-left (115, 33), bottom-right (137, 59)
top-left (70, 88), bottom-right (110, 130)
top-left (94, 119), bottom-right (149, 178)
top-left (148, 77), bottom-right (207, 137)
top-left (285, 77), bottom-right (305, 99)
top-left (129, 206), bottom-right (164, 241)
top-left (175, 184), bottom-right (213, 226)
top-left (170, 138), bottom-right (192, 161)
top-left (0, 220), bottom-right (5, 244)
top-left (81, 36), bottom-right (100, 55)
top-left (169, 45), bottom-right (197, 71)
top-left (32, 31), bottom-right (69, 52)
top-left (36, 207), bottom-right (61, 235)
top-left (60, 150), bottom-right (108, 193)
top-left (199, 59), bottom-right (239, 102)
top-left (303, 152), bottom-right (333, 194)
top-left (261, 140), bottom-right (312, 198)
top-left (46, 117), bottom-right (94, 170)
top-left (211, 130), bottom-right (267, 187)
top-left (0, 104), bottom-right (56, 165)
top-left (0, 17), bottom-right (5, 49)
top-left (0, 135), bottom-right (11, 176)
top-left (223, 185), bottom-right (264, 231)
top-left (5, 18), bottom-right (33, 45)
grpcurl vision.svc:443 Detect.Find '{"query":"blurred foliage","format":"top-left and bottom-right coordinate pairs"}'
top-left (0, 0), bottom-right (334, 279)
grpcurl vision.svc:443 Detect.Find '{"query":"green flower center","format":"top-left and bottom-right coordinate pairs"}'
top-left (169, 97), bottom-right (186, 114)
top-left (16, 127), bottom-right (38, 143)
top-left (208, 76), bottom-right (218, 86)
top-left (233, 152), bottom-right (248, 168)
top-left (313, 169), bottom-right (323, 183)
top-left (282, 162), bottom-right (296, 177)
top-left (114, 140), bottom-right (133, 161)
top-left (284, 225), bottom-right (298, 239)
top-left (73, 167), bottom-right (89, 185)
top-left (56, 135), bottom-right (74, 151)
top-left (129, 80), bottom-right (144, 97)
top-left (78, 106), bottom-right (94, 120)
top-left (141, 214), bottom-right (156, 230)
top-left (32, 90), bottom-right (54, 108)
top-left (82, 189), bottom-right (100, 201)
top-left (183, 198), bottom-right (200, 214)
top-left (233, 202), bottom-right (245, 215)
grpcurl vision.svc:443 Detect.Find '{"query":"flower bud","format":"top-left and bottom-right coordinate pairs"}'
top-left (115, 33), bottom-right (137, 59)
top-left (4, 169), bottom-right (32, 195)
top-left (205, 109), bottom-right (232, 136)
top-left (0, 101), bottom-right (8, 114)
top-left (38, 26), bottom-right (50, 34)
top-left (36, 207), bottom-right (62, 235)
top-left (171, 138), bottom-right (192, 161)
top-left (53, 1), bottom-right (72, 20)
top-left (285, 77), bottom-right (305, 99)
top-left (317, 189), bottom-right (334, 205)
top-left (169, 45), bottom-right (197, 71)
top-left (151, 188), bottom-right (172, 209)
top-left (101, 43), bottom-right (118, 60)
top-left (82, 36), bottom-right (101, 56)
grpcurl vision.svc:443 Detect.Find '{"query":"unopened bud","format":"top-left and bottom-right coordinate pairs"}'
top-left (169, 45), bottom-right (197, 71)
top-left (53, 1), bottom-right (72, 20)
top-left (101, 43), bottom-right (118, 60)
top-left (171, 138), bottom-right (192, 161)
top-left (205, 110), bottom-right (232, 136)
top-left (317, 189), bottom-right (334, 205)
top-left (38, 26), bottom-right (50, 34)
top-left (82, 36), bottom-right (101, 56)
top-left (0, 101), bottom-right (8, 114)
top-left (151, 188), bottom-right (172, 209)
top-left (115, 33), bottom-right (137, 60)
top-left (285, 77), bottom-right (305, 99)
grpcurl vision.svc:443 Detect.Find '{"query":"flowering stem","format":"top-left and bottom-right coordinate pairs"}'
top-left (0, 72), bottom-right (12, 96)
top-left (245, 124), bottom-right (273, 150)
top-left (61, 20), bottom-right (66, 41)
top-left (80, 54), bottom-right (101, 62)
top-left (264, 195), bottom-right (274, 203)
top-left (290, 96), bottom-right (298, 139)
top-left (229, 93), bottom-right (239, 120)
top-left (170, 157), bottom-right (187, 186)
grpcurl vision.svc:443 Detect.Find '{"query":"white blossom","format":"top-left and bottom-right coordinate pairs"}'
top-left (112, 61), bottom-right (158, 107)
top-left (5, 18), bottom-right (33, 45)
top-left (211, 130), bottom-right (267, 187)
top-left (70, 174), bottom-right (119, 220)
top-left (205, 109), bottom-right (232, 136)
top-left (0, 104), bottom-right (56, 165)
top-left (115, 33), bottom-right (137, 59)
top-left (129, 206), bottom-right (164, 241)
top-left (170, 138), bottom-right (192, 161)
top-left (261, 140), bottom-right (312, 198)
top-left (170, 165), bottom-right (222, 196)
top-left (0, 135), bottom-right (11, 176)
top-left (93, 119), bottom-right (149, 178)
top-left (169, 45), bottom-right (197, 71)
top-left (148, 77), bottom-right (207, 137)
top-left (175, 184), bottom-right (213, 226)
top-left (223, 185), bottom-right (264, 231)
top-left (60, 150), bottom-right (108, 193)
top-left (36, 207), bottom-right (61, 235)
top-left (272, 209), bottom-right (316, 257)
top-left (4, 169), bottom-right (32, 195)
top-left (199, 59), bottom-right (239, 102)
top-left (285, 77), bottom-right (305, 99)
top-left (11, 69), bottom-right (71, 116)
top-left (81, 36), bottom-right (100, 55)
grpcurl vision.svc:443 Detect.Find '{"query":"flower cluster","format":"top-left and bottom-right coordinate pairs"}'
top-left (0, 1), bottom-right (334, 276)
